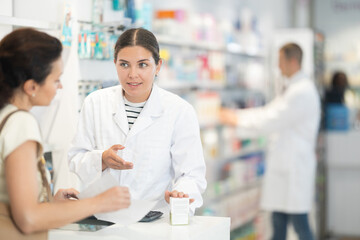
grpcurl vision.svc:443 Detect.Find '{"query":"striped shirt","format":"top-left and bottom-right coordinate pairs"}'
top-left (123, 97), bottom-right (146, 129)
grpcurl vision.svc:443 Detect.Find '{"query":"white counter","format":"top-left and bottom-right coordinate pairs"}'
top-left (49, 215), bottom-right (230, 240)
top-left (325, 131), bottom-right (360, 236)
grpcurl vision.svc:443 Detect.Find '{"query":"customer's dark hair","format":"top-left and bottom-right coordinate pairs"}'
top-left (280, 43), bottom-right (303, 66)
top-left (114, 28), bottom-right (160, 64)
top-left (331, 71), bottom-right (348, 89)
top-left (0, 28), bottom-right (62, 109)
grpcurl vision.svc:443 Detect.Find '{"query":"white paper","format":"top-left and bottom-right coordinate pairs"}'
top-left (78, 171), bottom-right (157, 225)
top-left (95, 199), bottom-right (157, 225)
top-left (77, 171), bottom-right (118, 199)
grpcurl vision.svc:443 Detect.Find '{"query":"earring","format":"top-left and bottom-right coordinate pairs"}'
top-left (32, 93), bottom-right (36, 97)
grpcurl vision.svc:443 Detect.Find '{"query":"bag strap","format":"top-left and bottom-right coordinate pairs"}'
top-left (0, 201), bottom-right (10, 217)
top-left (0, 109), bottom-right (53, 202)
top-left (0, 110), bottom-right (27, 134)
top-left (0, 110), bottom-right (26, 217)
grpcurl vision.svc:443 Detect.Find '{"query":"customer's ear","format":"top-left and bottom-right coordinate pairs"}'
top-left (23, 79), bottom-right (38, 97)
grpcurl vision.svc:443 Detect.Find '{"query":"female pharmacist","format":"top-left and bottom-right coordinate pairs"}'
top-left (68, 28), bottom-right (207, 213)
top-left (0, 28), bottom-right (130, 237)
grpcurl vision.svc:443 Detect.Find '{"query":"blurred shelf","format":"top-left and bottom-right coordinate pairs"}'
top-left (201, 180), bottom-right (261, 231)
top-left (157, 34), bottom-right (266, 57)
top-left (205, 145), bottom-right (265, 166)
top-left (206, 145), bottom-right (265, 167)
top-left (325, 59), bottom-right (360, 64)
top-left (226, 42), bottom-right (266, 58)
top-left (157, 80), bottom-right (225, 91)
top-left (200, 122), bottom-right (222, 130)
top-left (204, 178), bottom-right (262, 206)
top-left (157, 34), bottom-right (224, 51)
top-left (221, 145), bottom-right (265, 161)
top-left (0, 15), bottom-right (60, 30)
top-left (230, 211), bottom-right (258, 231)
top-left (78, 18), bottom-right (132, 32)
top-left (78, 59), bottom-right (118, 81)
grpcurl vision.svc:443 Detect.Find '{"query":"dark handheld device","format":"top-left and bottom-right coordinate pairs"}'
top-left (57, 216), bottom-right (114, 232)
top-left (139, 211), bottom-right (163, 222)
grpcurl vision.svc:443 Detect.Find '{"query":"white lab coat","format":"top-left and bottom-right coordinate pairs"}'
top-left (68, 84), bottom-right (207, 213)
top-left (235, 71), bottom-right (320, 213)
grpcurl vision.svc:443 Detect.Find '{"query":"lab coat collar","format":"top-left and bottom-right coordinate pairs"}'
top-left (141, 84), bottom-right (164, 117)
top-left (112, 84), bottom-right (164, 138)
top-left (112, 86), bottom-right (129, 135)
top-left (287, 70), bottom-right (307, 86)
top-left (128, 84), bottom-right (164, 138)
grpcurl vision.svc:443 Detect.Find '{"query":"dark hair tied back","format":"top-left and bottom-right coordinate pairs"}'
top-left (114, 28), bottom-right (160, 65)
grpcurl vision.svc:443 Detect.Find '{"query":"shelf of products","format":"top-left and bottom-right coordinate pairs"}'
top-left (203, 176), bottom-right (263, 208)
top-left (156, 42), bottom-right (266, 93)
top-left (201, 186), bottom-right (261, 231)
top-left (156, 34), bottom-right (224, 51)
top-left (156, 34), bottom-right (266, 58)
top-left (202, 125), bottom-right (266, 165)
top-left (201, 149), bottom-right (265, 230)
top-left (230, 212), bottom-right (267, 240)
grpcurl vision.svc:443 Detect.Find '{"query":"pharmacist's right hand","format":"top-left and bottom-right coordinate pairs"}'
top-left (102, 144), bottom-right (133, 171)
top-left (95, 186), bottom-right (131, 213)
top-left (219, 108), bottom-right (238, 126)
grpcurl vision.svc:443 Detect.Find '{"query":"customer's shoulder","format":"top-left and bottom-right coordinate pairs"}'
top-left (0, 106), bottom-right (36, 126)
top-left (1, 109), bottom-right (39, 135)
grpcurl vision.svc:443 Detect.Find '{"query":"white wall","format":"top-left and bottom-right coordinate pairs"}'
top-left (14, 0), bottom-right (64, 22)
top-left (4, 0), bottom-right (82, 192)
top-left (148, 0), bottom-right (292, 28)
top-left (0, 0), bottom-right (13, 38)
top-left (315, 0), bottom-right (360, 86)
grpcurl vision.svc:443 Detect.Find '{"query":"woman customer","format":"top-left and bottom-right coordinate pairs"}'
top-left (0, 28), bottom-right (130, 237)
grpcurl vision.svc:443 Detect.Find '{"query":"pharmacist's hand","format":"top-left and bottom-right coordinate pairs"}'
top-left (95, 186), bottom-right (131, 213)
top-left (219, 108), bottom-right (238, 126)
top-left (54, 188), bottom-right (79, 202)
top-left (102, 144), bottom-right (133, 171)
top-left (165, 190), bottom-right (195, 204)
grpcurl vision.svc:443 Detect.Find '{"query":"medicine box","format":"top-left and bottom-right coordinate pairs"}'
top-left (170, 197), bottom-right (189, 225)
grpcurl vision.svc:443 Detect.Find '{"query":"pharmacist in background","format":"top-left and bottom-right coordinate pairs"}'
top-left (323, 71), bottom-right (349, 130)
top-left (220, 43), bottom-right (320, 240)
top-left (324, 71), bottom-right (348, 105)
top-left (68, 28), bottom-right (206, 214)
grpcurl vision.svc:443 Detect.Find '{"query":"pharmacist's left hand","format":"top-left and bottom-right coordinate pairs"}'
top-left (165, 190), bottom-right (195, 204)
top-left (53, 188), bottom-right (79, 202)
